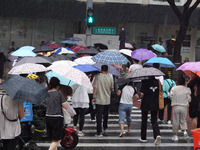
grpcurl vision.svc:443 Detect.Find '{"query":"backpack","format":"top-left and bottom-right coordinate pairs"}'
top-left (164, 79), bottom-right (174, 98)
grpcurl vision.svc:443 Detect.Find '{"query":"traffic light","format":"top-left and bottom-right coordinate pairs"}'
top-left (87, 8), bottom-right (94, 28)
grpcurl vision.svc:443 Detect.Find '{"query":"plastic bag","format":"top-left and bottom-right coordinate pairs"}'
top-left (20, 102), bottom-right (33, 122)
top-left (62, 108), bottom-right (71, 125)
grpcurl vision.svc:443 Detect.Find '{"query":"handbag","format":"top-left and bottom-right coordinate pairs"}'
top-left (63, 102), bottom-right (76, 116)
top-left (158, 81), bottom-right (164, 110)
top-left (62, 108), bottom-right (72, 125)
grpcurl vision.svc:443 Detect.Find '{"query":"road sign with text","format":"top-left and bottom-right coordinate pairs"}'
top-left (93, 27), bottom-right (116, 35)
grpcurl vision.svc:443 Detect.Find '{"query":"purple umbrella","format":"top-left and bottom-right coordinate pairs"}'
top-left (131, 48), bottom-right (156, 61)
top-left (176, 62), bottom-right (200, 72)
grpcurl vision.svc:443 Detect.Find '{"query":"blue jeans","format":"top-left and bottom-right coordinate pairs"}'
top-left (118, 103), bottom-right (132, 124)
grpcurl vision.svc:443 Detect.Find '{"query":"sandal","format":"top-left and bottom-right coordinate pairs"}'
top-left (119, 131), bottom-right (126, 137)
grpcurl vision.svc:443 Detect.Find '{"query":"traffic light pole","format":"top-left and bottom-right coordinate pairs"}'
top-left (86, 0), bottom-right (93, 47)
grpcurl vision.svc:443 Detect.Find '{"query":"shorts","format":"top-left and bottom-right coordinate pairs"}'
top-left (118, 103), bottom-right (132, 124)
top-left (46, 116), bottom-right (64, 141)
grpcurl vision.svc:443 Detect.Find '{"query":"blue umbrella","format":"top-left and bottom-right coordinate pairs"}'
top-left (54, 47), bottom-right (75, 54)
top-left (93, 63), bottom-right (121, 76)
top-left (152, 44), bottom-right (166, 53)
top-left (144, 57), bottom-right (175, 68)
top-left (66, 37), bottom-right (82, 41)
top-left (60, 40), bottom-right (77, 45)
top-left (73, 64), bottom-right (99, 73)
top-left (45, 71), bottom-right (76, 86)
top-left (11, 46), bottom-right (36, 57)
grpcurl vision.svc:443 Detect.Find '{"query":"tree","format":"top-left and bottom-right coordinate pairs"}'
top-left (166, 0), bottom-right (200, 63)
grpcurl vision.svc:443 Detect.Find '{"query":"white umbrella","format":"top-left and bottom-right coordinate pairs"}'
top-left (8, 63), bottom-right (49, 75)
top-left (48, 64), bottom-right (93, 90)
top-left (119, 49), bottom-right (132, 57)
top-left (74, 56), bottom-right (95, 65)
top-left (50, 60), bottom-right (78, 67)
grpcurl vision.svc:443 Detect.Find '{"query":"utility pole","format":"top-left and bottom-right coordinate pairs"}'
top-left (86, 0), bottom-right (93, 47)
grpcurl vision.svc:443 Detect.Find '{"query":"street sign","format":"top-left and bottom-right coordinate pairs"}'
top-left (93, 27), bottom-right (116, 35)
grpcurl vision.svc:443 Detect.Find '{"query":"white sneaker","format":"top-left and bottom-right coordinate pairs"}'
top-left (184, 131), bottom-right (188, 138)
top-left (167, 120), bottom-right (172, 124)
top-left (154, 135), bottom-right (161, 145)
top-left (139, 139), bottom-right (147, 143)
top-left (78, 132), bottom-right (84, 137)
top-left (172, 135), bottom-right (178, 141)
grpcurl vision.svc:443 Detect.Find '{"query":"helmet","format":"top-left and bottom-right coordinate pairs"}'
top-left (26, 74), bottom-right (38, 79)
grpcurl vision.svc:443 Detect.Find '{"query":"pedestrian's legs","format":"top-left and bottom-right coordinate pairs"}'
top-left (151, 111), bottom-right (161, 139)
top-left (141, 110), bottom-right (148, 140)
top-left (172, 106), bottom-right (179, 135)
top-left (79, 108), bottom-right (86, 131)
top-left (2, 138), bottom-right (17, 150)
top-left (179, 106), bottom-right (187, 131)
top-left (96, 104), bottom-right (103, 134)
top-left (119, 104), bottom-right (126, 135)
top-left (73, 108), bottom-right (80, 127)
top-left (103, 105), bottom-right (109, 130)
top-left (49, 140), bottom-right (61, 150)
top-left (158, 98), bottom-right (168, 121)
top-left (126, 104), bottom-right (132, 132)
top-left (165, 98), bottom-right (172, 121)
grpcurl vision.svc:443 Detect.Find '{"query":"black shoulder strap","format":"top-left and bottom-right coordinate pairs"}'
top-left (1, 95), bottom-right (18, 122)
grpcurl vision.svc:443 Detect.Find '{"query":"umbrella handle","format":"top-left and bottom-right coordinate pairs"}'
top-left (68, 80), bottom-right (71, 86)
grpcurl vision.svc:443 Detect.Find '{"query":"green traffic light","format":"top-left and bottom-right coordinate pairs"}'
top-left (88, 16), bottom-right (93, 24)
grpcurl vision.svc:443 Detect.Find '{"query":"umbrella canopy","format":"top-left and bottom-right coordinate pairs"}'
top-left (118, 43), bottom-right (133, 49)
top-left (54, 47), bottom-right (75, 54)
top-left (119, 49), bottom-right (132, 57)
top-left (94, 43), bottom-right (108, 50)
top-left (60, 40), bottom-right (77, 45)
top-left (127, 67), bottom-right (165, 79)
top-left (48, 64), bottom-right (93, 90)
top-left (48, 53), bottom-right (69, 62)
top-left (33, 46), bottom-right (54, 53)
top-left (0, 75), bottom-right (49, 105)
top-left (144, 57), bottom-right (175, 68)
top-left (51, 60), bottom-right (77, 67)
top-left (152, 44), bottom-right (166, 53)
top-left (45, 43), bottom-right (60, 49)
top-left (73, 64), bottom-right (99, 73)
top-left (0, 46), bottom-right (8, 53)
top-left (76, 47), bottom-right (100, 55)
top-left (176, 62), bottom-right (200, 77)
top-left (74, 56), bottom-right (95, 65)
top-left (11, 46), bottom-right (36, 57)
top-left (14, 56), bottom-right (52, 66)
top-left (93, 63), bottom-right (120, 76)
top-left (131, 48), bottom-right (156, 61)
top-left (70, 45), bottom-right (87, 52)
top-left (66, 37), bottom-right (82, 41)
top-left (8, 63), bottom-right (49, 75)
top-left (92, 51), bottom-right (129, 65)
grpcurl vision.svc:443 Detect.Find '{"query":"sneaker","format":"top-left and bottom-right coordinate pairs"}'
top-left (137, 99), bottom-right (141, 102)
top-left (139, 139), bottom-right (147, 143)
top-left (27, 141), bottom-right (41, 150)
top-left (154, 135), bottom-right (161, 145)
top-left (119, 131), bottom-right (126, 137)
top-left (184, 131), bottom-right (188, 138)
top-left (167, 120), bottom-right (172, 124)
top-left (78, 132), bottom-right (84, 137)
top-left (157, 119), bottom-right (165, 124)
top-left (172, 135), bottom-right (178, 141)
top-left (90, 119), bottom-right (96, 122)
top-left (73, 126), bottom-right (77, 131)
top-left (95, 133), bottom-right (103, 137)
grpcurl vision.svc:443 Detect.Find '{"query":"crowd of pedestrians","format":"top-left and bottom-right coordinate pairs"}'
top-left (0, 40), bottom-right (200, 150)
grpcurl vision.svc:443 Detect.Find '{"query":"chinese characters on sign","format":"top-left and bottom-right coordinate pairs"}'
top-left (93, 27), bottom-right (116, 35)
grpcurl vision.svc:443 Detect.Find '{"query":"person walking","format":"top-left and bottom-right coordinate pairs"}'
top-left (71, 84), bottom-right (90, 137)
top-left (140, 76), bottom-right (161, 145)
top-left (45, 77), bottom-right (67, 150)
top-left (158, 75), bottom-right (176, 124)
top-left (92, 65), bottom-right (114, 137)
top-left (117, 81), bottom-right (138, 137)
top-left (169, 76), bottom-right (191, 141)
top-left (0, 52), bottom-right (6, 84)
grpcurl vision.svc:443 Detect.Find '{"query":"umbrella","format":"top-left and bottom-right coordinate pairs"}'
top-left (94, 43), bottom-right (108, 50)
top-left (118, 43), bottom-right (133, 49)
top-left (66, 37), bottom-right (82, 41)
top-left (0, 46), bottom-right (8, 53)
top-left (176, 62), bottom-right (200, 77)
top-left (93, 63), bottom-right (120, 76)
top-left (60, 40), bottom-right (77, 45)
top-left (33, 46), bottom-right (54, 53)
top-left (0, 75), bottom-right (49, 105)
top-left (131, 48), bottom-right (156, 61)
top-left (76, 47), bottom-right (100, 55)
top-left (119, 49), bottom-right (132, 57)
top-left (14, 56), bottom-right (52, 66)
top-left (144, 57), bottom-right (175, 68)
top-left (152, 44), bottom-right (166, 53)
top-left (54, 47), bottom-right (75, 54)
top-left (48, 53), bottom-right (69, 62)
top-left (45, 44), bottom-right (60, 49)
top-left (73, 64), bottom-right (99, 73)
top-left (8, 63), bottom-right (49, 75)
top-left (70, 45), bottom-right (87, 52)
top-left (127, 67), bottom-right (165, 79)
top-left (11, 46), bottom-right (36, 57)
top-left (48, 64), bottom-right (93, 90)
top-left (105, 49), bottom-right (119, 53)
top-left (92, 51), bottom-right (129, 65)
top-left (51, 60), bottom-right (77, 67)
top-left (74, 56), bottom-right (95, 65)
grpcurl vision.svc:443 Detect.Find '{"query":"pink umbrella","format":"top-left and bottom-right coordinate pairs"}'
top-left (70, 45), bottom-right (87, 52)
top-left (176, 62), bottom-right (200, 77)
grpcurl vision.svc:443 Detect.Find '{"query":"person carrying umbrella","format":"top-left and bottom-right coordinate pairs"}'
top-left (0, 52), bottom-right (6, 83)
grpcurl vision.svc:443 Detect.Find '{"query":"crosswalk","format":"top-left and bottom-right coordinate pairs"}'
top-left (37, 106), bottom-right (194, 150)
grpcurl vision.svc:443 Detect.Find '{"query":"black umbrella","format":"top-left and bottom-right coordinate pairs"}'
top-left (94, 43), bottom-right (108, 50)
top-left (33, 46), bottom-right (54, 53)
top-left (76, 47), bottom-right (100, 55)
top-left (49, 53), bottom-right (69, 62)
